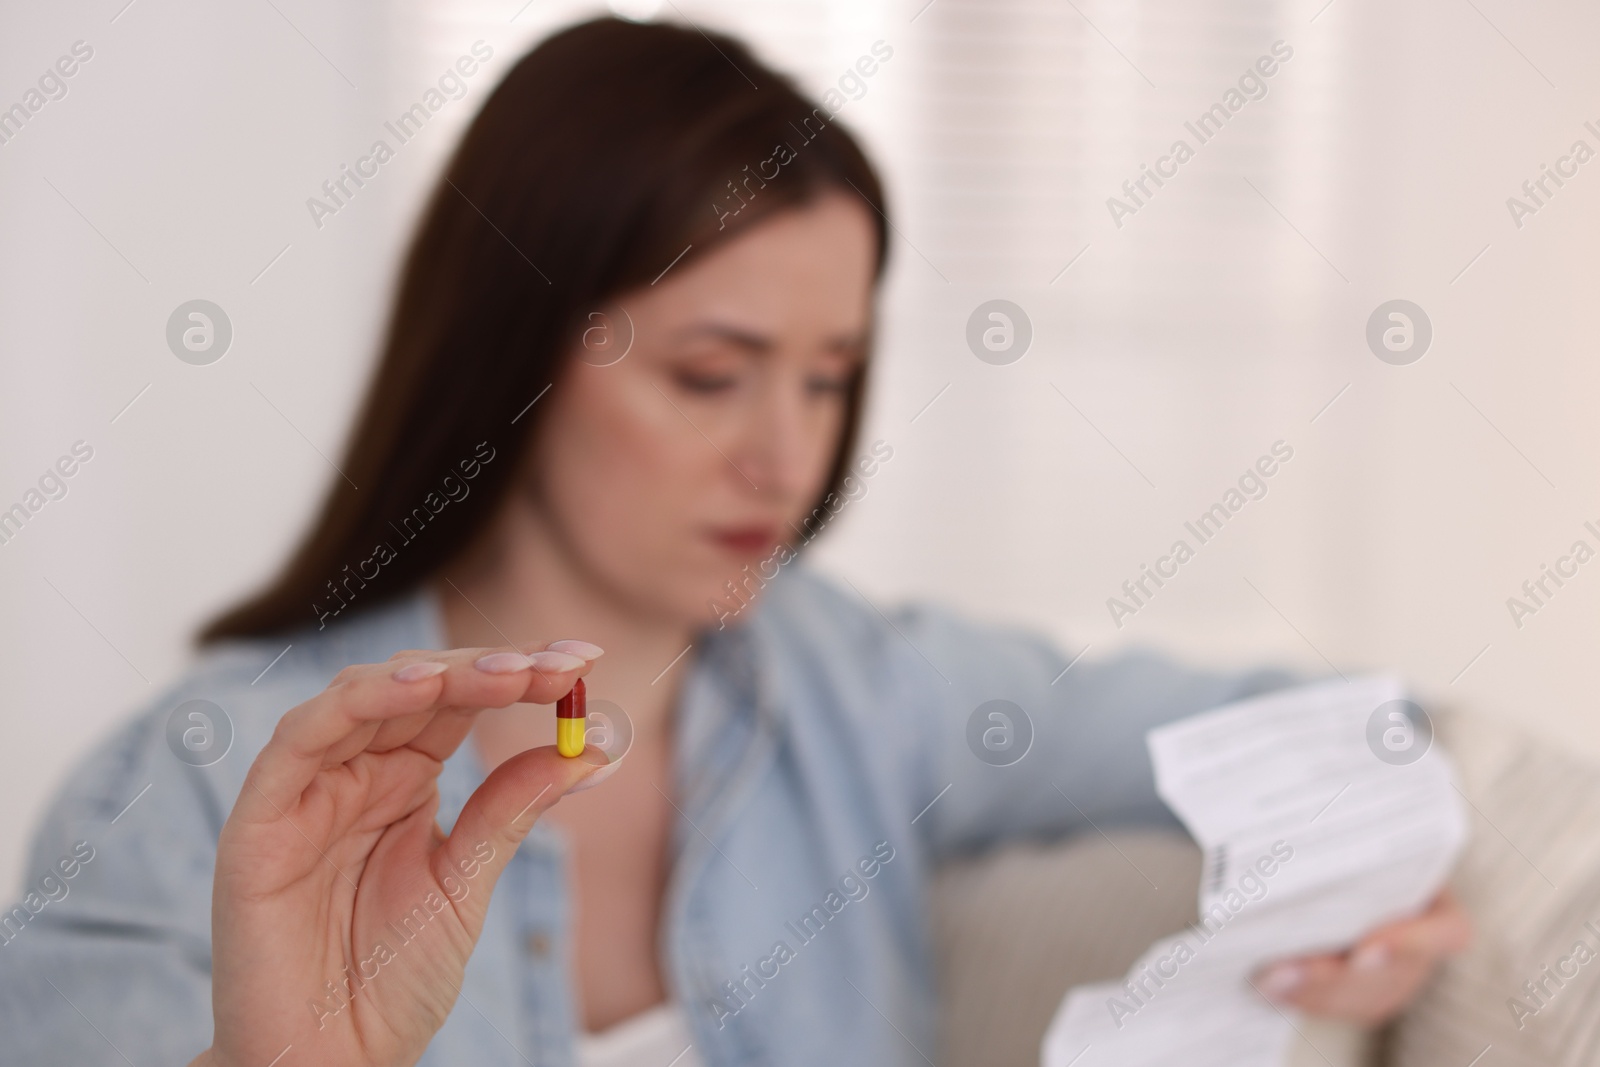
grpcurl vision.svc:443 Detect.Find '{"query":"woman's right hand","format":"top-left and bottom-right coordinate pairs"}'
top-left (190, 642), bottom-right (604, 1067)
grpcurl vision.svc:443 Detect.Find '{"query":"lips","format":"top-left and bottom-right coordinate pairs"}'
top-left (709, 525), bottom-right (780, 555)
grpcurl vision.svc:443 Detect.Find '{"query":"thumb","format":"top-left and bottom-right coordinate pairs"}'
top-left (433, 746), bottom-right (598, 930)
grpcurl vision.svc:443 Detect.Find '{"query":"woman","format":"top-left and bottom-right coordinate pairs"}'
top-left (1, 17), bottom-right (1468, 1067)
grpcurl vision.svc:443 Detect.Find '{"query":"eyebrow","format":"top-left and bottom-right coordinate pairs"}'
top-left (668, 322), bottom-right (865, 355)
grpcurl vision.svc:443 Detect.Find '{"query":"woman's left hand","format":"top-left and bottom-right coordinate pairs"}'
top-left (1253, 889), bottom-right (1472, 1024)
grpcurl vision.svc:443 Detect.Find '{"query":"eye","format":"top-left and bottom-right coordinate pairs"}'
top-left (807, 352), bottom-right (861, 396)
top-left (673, 369), bottom-right (739, 394)
top-left (806, 372), bottom-right (854, 395)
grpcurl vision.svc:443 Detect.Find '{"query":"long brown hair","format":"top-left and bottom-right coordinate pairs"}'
top-left (202, 16), bottom-right (888, 642)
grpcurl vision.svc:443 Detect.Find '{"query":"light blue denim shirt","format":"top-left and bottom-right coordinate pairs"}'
top-left (0, 565), bottom-right (1293, 1066)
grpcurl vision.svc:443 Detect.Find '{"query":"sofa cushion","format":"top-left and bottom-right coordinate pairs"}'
top-left (1385, 710), bottom-right (1600, 1067)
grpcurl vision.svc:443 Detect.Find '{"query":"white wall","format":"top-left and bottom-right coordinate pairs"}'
top-left (3, 0), bottom-right (1597, 896)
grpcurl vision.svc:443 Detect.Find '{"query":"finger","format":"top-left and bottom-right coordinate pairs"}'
top-left (383, 643), bottom-right (597, 714)
top-left (1294, 890), bottom-right (1473, 1004)
top-left (1258, 890), bottom-right (1472, 1001)
top-left (1256, 901), bottom-right (1462, 1023)
top-left (1274, 952), bottom-right (1433, 1023)
top-left (397, 644), bottom-right (600, 762)
top-left (1255, 953), bottom-right (1343, 1004)
top-left (1352, 889), bottom-right (1473, 967)
top-left (431, 745), bottom-right (601, 931)
top-left (241, 647), bottom-right (591, 814)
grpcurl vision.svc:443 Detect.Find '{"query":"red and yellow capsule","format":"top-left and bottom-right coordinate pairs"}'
top-left (556, 677), bottom-right (586, 758)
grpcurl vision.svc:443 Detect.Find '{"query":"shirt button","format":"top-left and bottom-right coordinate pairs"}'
top-left (525, 931), bottom-right (551, 958)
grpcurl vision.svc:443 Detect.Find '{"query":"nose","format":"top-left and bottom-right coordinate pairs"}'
top-left (728, 364), bottom-right (821, 503)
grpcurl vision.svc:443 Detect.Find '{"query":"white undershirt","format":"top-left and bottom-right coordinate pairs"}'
top-left (575, 1001), bottom-right (706, 1067)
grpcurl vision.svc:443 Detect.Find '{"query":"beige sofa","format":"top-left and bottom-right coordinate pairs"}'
top-left (930, 710), bottom-right (1600, 1067)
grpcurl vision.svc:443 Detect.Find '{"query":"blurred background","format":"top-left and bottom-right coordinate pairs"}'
top-left (3, 0), bottom-right (1597, 895)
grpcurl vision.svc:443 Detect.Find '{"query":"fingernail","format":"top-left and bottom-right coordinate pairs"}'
top-left (547, 640), bottom-right (604, 661)
top-left (1352, 945), bottom-right (1390, 971)
top-left (527, 650), bottom-right (587, 673)
top-left (394, 661), bottom-right (449, 683)
top-left (475, 652), bottom-right (533, 674)
top-left (567, 755), bottom-right (620, 795)
top-left (1260, 965), bottom-right (1303, 998)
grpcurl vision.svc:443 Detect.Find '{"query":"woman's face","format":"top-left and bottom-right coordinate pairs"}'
top-left (523, 191), bottom-right (878, 626)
